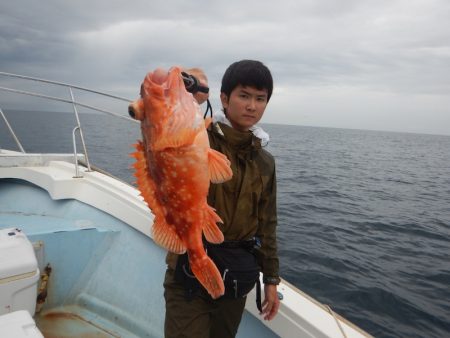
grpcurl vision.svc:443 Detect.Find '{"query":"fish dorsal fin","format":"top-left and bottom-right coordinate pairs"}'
top-left (131, 142), bottom-right (186, 254)
top-left (131, 142), bottom-right (163, 215)
top-left (152, 218), bottom-right (186, 254)
top-left (202, 205), bottom-right (224, 244)
top-left (208, 149), bottom-right (233, 183)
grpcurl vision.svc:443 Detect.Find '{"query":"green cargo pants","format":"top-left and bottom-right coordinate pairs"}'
top-left (164, 268), bottom-right (247, 338)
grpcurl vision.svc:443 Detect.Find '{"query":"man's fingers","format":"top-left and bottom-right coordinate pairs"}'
top-left (261, 299), bottom-right (280, 320)
top-left (261, 301), bottom-right (278, 320)
top-left (261, 284), bottom-right (280, 320)
top-left (266, 300), bottom-right (280, 320)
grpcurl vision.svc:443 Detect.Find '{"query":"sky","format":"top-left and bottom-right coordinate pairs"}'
top-left (1, 0), bottom-right (449, 136)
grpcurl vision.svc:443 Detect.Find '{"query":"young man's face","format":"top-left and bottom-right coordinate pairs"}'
top-left (220, 85), bottom-right (269, 132)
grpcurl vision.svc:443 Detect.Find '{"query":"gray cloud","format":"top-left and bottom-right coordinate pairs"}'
top-left (1, 0), bottom-right (449, 135)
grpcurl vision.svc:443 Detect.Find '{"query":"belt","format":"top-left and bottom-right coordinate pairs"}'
top-left (205, 237), bottom-right (261, 250)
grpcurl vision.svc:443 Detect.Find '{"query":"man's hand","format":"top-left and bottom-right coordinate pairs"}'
top-left (261, 284), bottom-right (280, 321)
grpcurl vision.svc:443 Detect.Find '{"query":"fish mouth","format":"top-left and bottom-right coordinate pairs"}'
top-left (129, 67), bottom-right (186, 121)
top-left (128, 70), bottom-right (169, 121)
top-left (150, 68), bottom-right (170, 85)
top-left (142, 67), bottom-right (185, 99)
top-left (148, 67), bottom-right (185, 89)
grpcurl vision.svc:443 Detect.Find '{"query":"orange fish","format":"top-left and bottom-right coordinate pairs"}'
top-left (128, 66), bottom-right (232, 299)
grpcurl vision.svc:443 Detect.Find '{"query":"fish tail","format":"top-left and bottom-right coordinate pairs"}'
top-left (190, 255), bottom-right (225, 299)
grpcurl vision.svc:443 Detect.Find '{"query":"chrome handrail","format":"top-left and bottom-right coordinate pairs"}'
top-left (72, 126), bottom-right (83, 178)
top-left (0, 107), bottom-right (25, 153)
top-left (69, 87), bottom-right (92, 174)
top-left (0, 71), bottom-right (138, 176)
top-left (0, 71), bottom-right (132, 102)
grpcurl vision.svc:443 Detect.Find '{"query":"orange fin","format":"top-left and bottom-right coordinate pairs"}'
top-left (154, 125), bottom-right (199, 150)
top-left (190, 255), bottom-right (225, 299)
top-left (202, 205), bottom-right (224, 244)
top-left (208, 149), bottom-right (233, 183)
top-left (131, 142), bottom-right (186, 253)
top-left (131, 142), bottom-right (160, 212)
top-left (152, 218), bottom-right (186, 254)
top-left (153, 104), bottom-right (202, 151)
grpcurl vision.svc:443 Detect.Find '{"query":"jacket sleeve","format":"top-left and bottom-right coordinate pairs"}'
top-left (255, 163), bottom-right (280, 283)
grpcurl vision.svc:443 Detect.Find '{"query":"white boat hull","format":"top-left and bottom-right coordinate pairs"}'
top-left (0, 154), bottom-right (372, 338)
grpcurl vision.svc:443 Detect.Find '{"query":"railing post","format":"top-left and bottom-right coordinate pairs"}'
top-left (69, 87), bottom-right (92, 175)
top-left (0, 107), bottom-right (26, 153)
top-left (72, 126), bottom-right (83, 178)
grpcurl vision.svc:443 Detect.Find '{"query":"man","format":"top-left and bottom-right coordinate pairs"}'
top-left (164, 60), bottom-right (280, 338)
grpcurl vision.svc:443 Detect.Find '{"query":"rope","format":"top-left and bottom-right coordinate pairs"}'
top-left (325, 305), bottom-right (348, 338)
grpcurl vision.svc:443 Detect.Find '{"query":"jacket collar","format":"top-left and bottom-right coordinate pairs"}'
top-left (212, 110), bottom-right (269, 146)
top-left (215, 122), bottom-right (262, 150)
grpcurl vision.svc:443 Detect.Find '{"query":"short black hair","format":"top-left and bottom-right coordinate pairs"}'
top-left (220, 60), bottom-right (273, 102)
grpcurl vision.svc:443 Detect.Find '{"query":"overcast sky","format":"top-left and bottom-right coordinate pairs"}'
top-left (1, 0), bottom-right (449, 135)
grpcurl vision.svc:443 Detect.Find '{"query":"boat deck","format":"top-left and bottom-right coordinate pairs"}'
top-left (0, 178), bottom-right (166, 338)
top-left (0, 171), bottom-right (373, 338)
top-left (35, 309), bottom-right (118, 338)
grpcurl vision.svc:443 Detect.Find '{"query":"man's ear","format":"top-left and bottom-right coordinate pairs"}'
top-left (220, 92), bottom-right (229, 110)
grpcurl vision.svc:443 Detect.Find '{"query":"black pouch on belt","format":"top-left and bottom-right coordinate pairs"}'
top-left (174, 253), bottom-right (200, 300)
top-left (175, 238), bottom-right (262, 311)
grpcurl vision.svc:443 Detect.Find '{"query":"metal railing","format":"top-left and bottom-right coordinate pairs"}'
top-left (0, 71), bottom-right (138, 177)
top-left (0, 107), bottom-right (25, 153)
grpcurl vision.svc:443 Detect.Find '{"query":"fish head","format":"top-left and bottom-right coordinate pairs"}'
top-left (129, 67), bottom-right (204, 150)
top-left (128, 67), bottom-right (199, 123)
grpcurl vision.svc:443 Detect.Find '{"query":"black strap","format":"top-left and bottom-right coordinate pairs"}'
top-left (256, 278), bottom-right (262, 312)
top-left (206, 238), bottom-right (257, 250)
top-left (203, 99), bottom-right (213, 119)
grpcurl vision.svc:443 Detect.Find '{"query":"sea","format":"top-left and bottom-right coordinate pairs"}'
top-left (1, 110), bottom-right (449, 338)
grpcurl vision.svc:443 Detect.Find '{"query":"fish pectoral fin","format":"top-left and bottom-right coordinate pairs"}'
top-left (152, 218), bottom-right (186, 254)
top-left (153, 107), bottom-right (202, 151)
top-left (154, 127), bottom-right (199, 150)
top-left (202, 206), bottom-right (224, 244)
top-left (207, 149), bottom-right (233, 183)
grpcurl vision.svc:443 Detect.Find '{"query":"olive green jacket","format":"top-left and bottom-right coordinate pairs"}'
top-left (166, 122), bottom-right (279, 281)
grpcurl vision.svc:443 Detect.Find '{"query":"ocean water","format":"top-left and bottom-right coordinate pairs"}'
top-left (1, 110), bottom-right (449, 338)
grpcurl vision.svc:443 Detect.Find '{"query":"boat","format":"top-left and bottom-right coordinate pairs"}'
top-left (0, 71), bottom-right (373, 337)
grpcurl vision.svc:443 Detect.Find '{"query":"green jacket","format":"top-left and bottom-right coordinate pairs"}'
top-left (207, 122), bottom-right (279, 281)
top-left (166, 122), bottom-right (279, 281)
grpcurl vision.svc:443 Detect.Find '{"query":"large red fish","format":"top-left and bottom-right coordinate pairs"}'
top-left (128, 67), bottom-right (232, 299)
